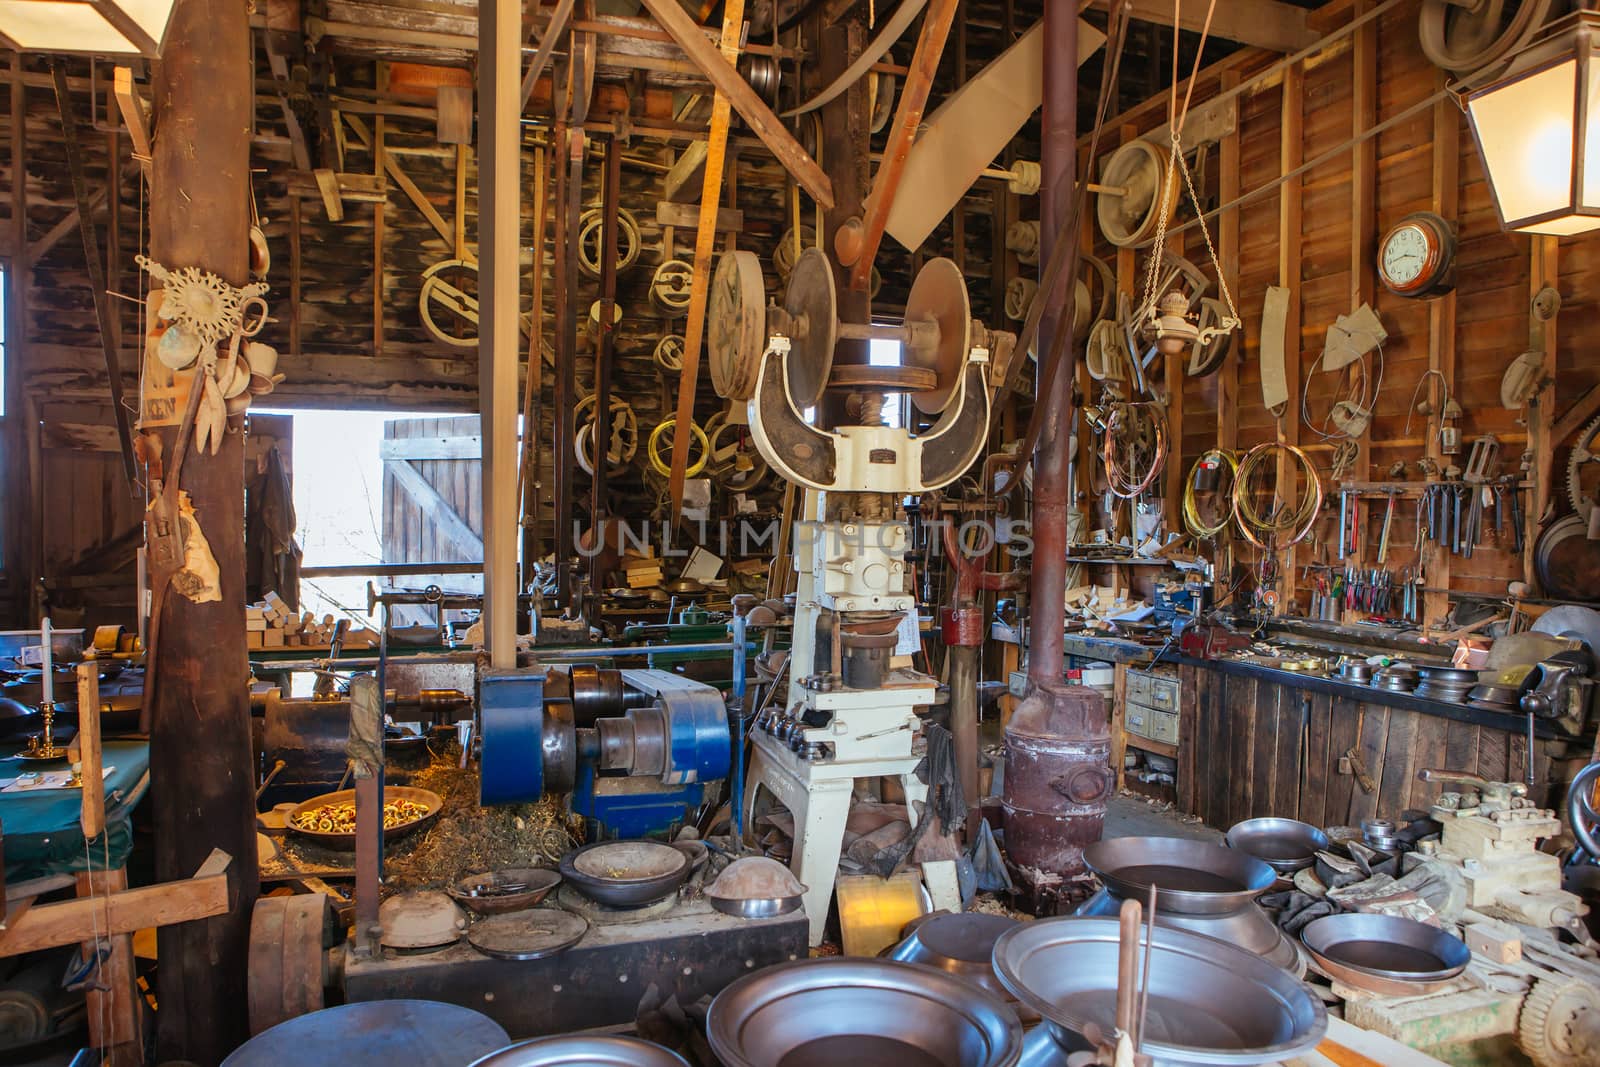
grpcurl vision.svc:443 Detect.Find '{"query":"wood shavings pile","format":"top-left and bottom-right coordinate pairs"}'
top-left (382, 751), bottom-right (578, 891)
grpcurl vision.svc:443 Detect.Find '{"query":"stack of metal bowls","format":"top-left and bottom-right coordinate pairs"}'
top-left (1467, 681), bottom-right (1523, 712)
top-left (887, 912), bottom-right (1032, 1021)
top-left (1370, 662), bottom-right (1420, 693)
top-left (708, 957), bottom-right (1023, 1067)
top-left (1334, 660), bottom-right (1373, 685)
top-left (1225, 818), bottom-right (1331, 876)
top-left (1414, 667), bottom-right (1478, 702)
top-left (1078, 838), bottom-right (1303, 975)
top-left (993, 917), bottom-right (1327, 1067)
top-left (1299, 913), bottom-right (1470, 996)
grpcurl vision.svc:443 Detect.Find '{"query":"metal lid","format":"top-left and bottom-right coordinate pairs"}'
top-left (993, 917), bottom-right (1327, 1066)
top-left (224, 1000), bottom-right (508, 1067)
top-left (467, 908), bottom-right (588, 961)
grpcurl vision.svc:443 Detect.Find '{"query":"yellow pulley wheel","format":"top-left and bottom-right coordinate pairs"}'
top-left (647, 417), bottom-right (709, 478)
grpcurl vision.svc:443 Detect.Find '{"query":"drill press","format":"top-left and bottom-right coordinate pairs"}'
top-left (710, 247), bottom-right (1004, 943)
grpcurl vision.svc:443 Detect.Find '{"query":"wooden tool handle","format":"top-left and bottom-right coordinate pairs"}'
top-left (1116, 897), bottom-right (1142, 1037)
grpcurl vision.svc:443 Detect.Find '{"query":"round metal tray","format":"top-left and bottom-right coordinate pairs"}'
top-left (470, 1035), bottom-right (689, 1067)
top-left (994, 917), bottom-right (1326, 1067)
top-left (224, 1000), bottom-right (508, 1067)
top-left (286, 786), bottom-right (442, 851)
top-left (467, 908), bottom-right (588, 961)
top-left (559, 840), bottom-right (690, 909)
top-left (1299, 913), bottom-right (1469, 984)
top-left (708, 957), bottom-right (1023, 1067)
top-left (1084, 837), bottom-right (1276, 915)
top-left (1225, 817), bottom-right (1331, 874)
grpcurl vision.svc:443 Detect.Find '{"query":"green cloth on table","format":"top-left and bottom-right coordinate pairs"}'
top-left (1, 739), bottom-right (150, 883)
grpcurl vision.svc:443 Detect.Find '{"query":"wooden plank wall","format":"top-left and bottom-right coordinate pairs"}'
top-left (1089, 5), bottom-right (1600, 617)
top-left (1176, 662), bottom-right (1550, 829)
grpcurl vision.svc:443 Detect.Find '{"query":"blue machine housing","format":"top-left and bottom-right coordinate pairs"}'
top-left (478, 668), bottom-right (731, 840)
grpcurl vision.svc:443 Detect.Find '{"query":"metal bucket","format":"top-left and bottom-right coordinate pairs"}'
top-left (708, 957), bottom-right (1023, 1067)
top-left (994, 918), bottom-right (1326, 1067)
top-left (470, 1035), bottom-right (689, 1066)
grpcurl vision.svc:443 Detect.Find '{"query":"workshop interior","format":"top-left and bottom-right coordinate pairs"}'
top-left (3, 0), bottom-right (1600, 1065)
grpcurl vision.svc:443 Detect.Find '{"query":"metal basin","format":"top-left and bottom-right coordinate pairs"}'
top-left (1076, 889), bottom-right (1304, 977)
top-left (1300, 913), bottom-right (1469, 988)
top-left (994, 917), bottom-right (1326, 1067)
top-left (286, 786), bottom-right (442, 851)
top-left (1084, 837), bottom-right (1276, 915)
top-left (887, 912), bottom-right (1021, 1004)
top-left (470, 1036), bottom-right (688, 1066)
top-left (559, 840), bottom-right (689, 909)
top-left (1224, 818), bottom-right (1331, 874)
top-left (708, 957), bottom-right (1023, 1067)
top-left (449, 867), bottom-right (562, 915)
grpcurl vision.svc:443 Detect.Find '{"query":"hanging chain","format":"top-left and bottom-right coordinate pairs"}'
top-left (1175, 134), bottom-right (1238, 322)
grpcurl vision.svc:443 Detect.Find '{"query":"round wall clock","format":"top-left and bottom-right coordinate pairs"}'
top-left (1378, 211), bottom-right (1456, 298)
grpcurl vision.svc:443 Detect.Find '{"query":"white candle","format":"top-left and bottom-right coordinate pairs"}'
top-left (40, 616), bottom-right (52, 705)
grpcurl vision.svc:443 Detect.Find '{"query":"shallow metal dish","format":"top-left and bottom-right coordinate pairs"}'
top-left (708, 893), bottom-right (803, 918)
top-left (1225, 818), bottom-right (1331, 874)
top-left (470, 1035), bottom-right (689, 1067)
top-left (1299, 913), bottom-right (1469, 983)
top-left (708, 957), bottom-right (1022, 1067)
top-left (449, 867), bottom-right (563, 915)
top-left (559, 840), bottom-right (690, 908)
top-left (285, 786), bottom-right (442, 851)
top-left (1084, 837), bottom-right (1276, 915)
top-left (994, 917), bottom-right (1326, 1067)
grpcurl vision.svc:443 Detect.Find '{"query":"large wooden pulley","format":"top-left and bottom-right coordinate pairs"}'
top-left (903, 256), bottom-right (971, 415)
top-left (418, 258), bottom-right (481, 349)
top-left (247, 892), bottom-right (338, 1035)
top-left (576, 206), bottom-right (641, 279)
top-left (575, 396), bottom-right (638, 475)
top-left (654, 335), bottom-right (684, 372)
top-left (781, 247), bottom-right (839, 409)
top-left (1096, 139), bottom-right (1170, 248)
top-left (649, 259), bottom-right (694, 317)
top-left (708, 249), bottom-right (768, 401)
top-left (1419, 0), bottom-right (1553, 76)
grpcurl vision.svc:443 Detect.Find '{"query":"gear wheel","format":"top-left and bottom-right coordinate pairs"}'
top-left (1567, 413), bottom-right (1600, 524)
top-left (1520, 976), bottom-right (1600, 1067)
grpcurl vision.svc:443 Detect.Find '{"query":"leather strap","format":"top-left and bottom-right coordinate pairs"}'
top-left (1261, 285), bottom-right (1291, 416)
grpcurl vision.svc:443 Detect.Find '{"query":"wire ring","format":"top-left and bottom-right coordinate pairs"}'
top-left (647, 418), bottom-right (709, 479)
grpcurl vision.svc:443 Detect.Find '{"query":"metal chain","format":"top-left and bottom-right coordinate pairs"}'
top-left (1138, 140), bottom-right (1182, 315)
top-left (1175, 133), bottom-right (1238, 320)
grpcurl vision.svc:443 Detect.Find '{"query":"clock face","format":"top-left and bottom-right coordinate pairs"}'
top-left (1382, 224), bottom-right (1433, 288)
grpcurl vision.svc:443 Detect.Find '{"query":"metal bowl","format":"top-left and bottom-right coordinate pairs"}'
top-left (706, 856), bottom-right (807, 919)
top-left (1225, 818), bottom-right (1331, 874)
top-left (708, 893), bottom-right (804, 918)
top-left (1335, 660), bottom-right (1373, 684)
top-left (994, 917), bottom-right (1327, 1067)
top-left (559, 840), bottom-right (690, 909)
top-left (470, 1036), bottom-right (689, 1067)
top-left (449, 867), bottom-right (563, 915)
top-left (1300, 913), bottom-right (1469, 985)
top-left (286, 786), bottom-right (442, 851)
top-left (708, 958), bottom-right (1023, 1067)
top-left (1084, 837), bottom-right (1277, 915)
top-left (886, 912), bottom-right (1020, 1004)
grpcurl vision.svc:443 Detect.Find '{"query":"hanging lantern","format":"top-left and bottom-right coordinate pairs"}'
top-left (1465, 11), bottom-right (1600, 236)
top-left (0, 0), bottom-right (175, 58)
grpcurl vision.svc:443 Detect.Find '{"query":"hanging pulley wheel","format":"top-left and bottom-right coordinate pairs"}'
top-left (709, 419), bottom-right (768, 491)
top-left (904, 256), bottom-right (971, 415)
top-left (869, 72), bottom-right (896, 134)
top-left (419, 258), bottom-right (482, 349)
top-left (575, 397), bottom-right (639, 476)
top-left (1096, 139), bottom-right (1170, 248)
top-left (774, 225), bottom-right (816, 279)
top-left (576, 206), bottom-right (641, 279)
top-left (646, 417), bottom-right (710, 478)
top-left (781, 247), bottom-right (839, 410)
top-left (654, 335), bottom-right (685, 372)
top-left (247, 893), bottom-right (337, 1036)
top-left (709, 249), bottom-right (769, 401)
top-left (649, 258), bottom-right (695, 317)
top-left (1566, 413), bottom-right (1600, 525)
top-left (1003, 277), bottom-right (1037, 322)
top-left (1419, 0), bottom-right (1553, 77)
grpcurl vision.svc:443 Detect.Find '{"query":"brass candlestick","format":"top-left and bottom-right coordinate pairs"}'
top-left (26, 700), bottom-right (59, 758)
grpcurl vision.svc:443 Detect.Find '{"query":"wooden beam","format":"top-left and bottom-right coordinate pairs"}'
top-left (639, 0), bottom-right (833, 210)
top-left (1423, 73), bottom-right (1459, 626)
top-left (1554, 384), bottom-right (1600, 445)
top-left (312, 167), bottom-right (345, 221)
top-left (385, 457), bottom-right (486, 558)
top-left (77, 660), bottom-right (105, 840)
top-left (112, 67), bottom-right (152, 173)
top-left (847, 0), bottom-right (959, 291)
top-left (1529, 236), bottom-right (1559, 578)
top-left (1275, 62), bottom-right (1303, 610)
top-left (379, 435), bottom-right (484, 460)
top-left (346, 113), bottom-right (457, 249)
top-left (519, 0), bottom-right (574, 111)
top-left (654, 199), bottom-right (743, 230)
top-left (1087, 0), bottom-right (1316, 53)
top-left (665, 0), bottom-right (743, 517)
top-left (0, 851), bottom-right (232, 958)
top-left (1346, 0), bottom-right (1377, 575)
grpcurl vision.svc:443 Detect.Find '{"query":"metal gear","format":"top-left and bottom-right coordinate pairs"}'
top-left (1520, 976), bottom-right (1600, 1067)
top-left (1566, 413), bottom-right (1600, 524)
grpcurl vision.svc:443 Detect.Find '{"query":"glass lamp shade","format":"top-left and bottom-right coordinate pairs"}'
top-left (1466, 12), bottom-right (1600, 236)
top-left (0, 0), bottom-right (172, 57)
